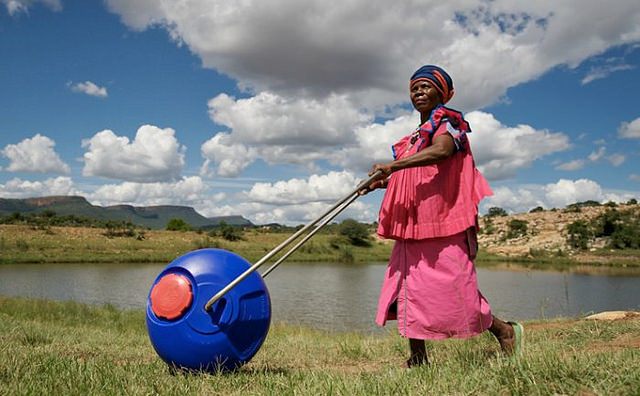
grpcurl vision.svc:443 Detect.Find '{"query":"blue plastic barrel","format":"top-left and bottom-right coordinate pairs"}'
top-left (146, 248), bottom-right (271, 371)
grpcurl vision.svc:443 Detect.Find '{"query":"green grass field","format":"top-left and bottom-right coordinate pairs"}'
top-left (0, 225), bottom-right (393, 264)
top-left (2, 224), bottom-right (640, 270)
top-left (0, 296), bottom-right (638, 395)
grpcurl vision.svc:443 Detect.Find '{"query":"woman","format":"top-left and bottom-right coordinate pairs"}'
top-left (361, 65), bottom-right (523, 367)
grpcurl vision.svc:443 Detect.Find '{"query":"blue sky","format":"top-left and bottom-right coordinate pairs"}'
top-left (1, 0), bottom-right (639, 225)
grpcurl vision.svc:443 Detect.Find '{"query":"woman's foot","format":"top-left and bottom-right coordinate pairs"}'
top-left (407, 338), bottom-right (429, 368)
top-left (489, 316), bottom-right (517, 355)
top-left (406, 354), bottom-right (429, 368)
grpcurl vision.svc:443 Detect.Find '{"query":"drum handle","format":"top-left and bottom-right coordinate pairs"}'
top-left (204, 171), bottom-right (382, 311)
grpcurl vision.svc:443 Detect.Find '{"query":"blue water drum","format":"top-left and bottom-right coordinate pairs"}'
top-left (146, 248), bottom-right (271, 371)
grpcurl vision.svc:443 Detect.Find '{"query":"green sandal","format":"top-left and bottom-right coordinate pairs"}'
top-left (507, 321), bottom-right (524, 358)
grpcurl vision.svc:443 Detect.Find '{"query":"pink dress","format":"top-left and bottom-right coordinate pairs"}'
top-left (375, 105), bottom-right (494, 339)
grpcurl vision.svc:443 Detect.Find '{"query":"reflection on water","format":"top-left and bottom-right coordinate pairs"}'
top-left (0, 262), bottom-right (638, 333)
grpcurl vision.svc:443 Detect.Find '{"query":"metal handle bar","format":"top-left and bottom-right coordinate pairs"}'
top-left (204, 171), bottom-right (382, 311)
top-left (260, 192), bottom-right (359, 278)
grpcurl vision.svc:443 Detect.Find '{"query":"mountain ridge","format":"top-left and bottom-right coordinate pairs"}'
top-left (0, 195), bottom-right (252, 229)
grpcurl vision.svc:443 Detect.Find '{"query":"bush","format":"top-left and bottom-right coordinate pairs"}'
top-left (626, 198), bottom-right (638, 205)
top-left (529, 206), bottom-right (545, 213)
top-left (507, 219), bottom-right (528, 239)
top-left (593, 209), bottom-right (621, 237)
top-left (338, 219), bottom-right (371, 246)
top-left (481, 217), bottom-right (496, 235)
top-left (611, 224), bottom-right (640, 249)
top-left (218, 221), bottom-right (244, 241)
top-left (104, 221), bottom-right (136, 238)
top-left (166, 218), bottom-right (191, 231)
top-left (486, 207), bottom-right (507, 217)
top-left (566, 220), bottom-right (591, 250)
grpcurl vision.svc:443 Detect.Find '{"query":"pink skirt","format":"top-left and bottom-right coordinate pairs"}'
top-left (376, 231), bottom-right (493, 339)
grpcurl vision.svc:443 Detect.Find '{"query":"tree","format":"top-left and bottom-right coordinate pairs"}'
top-left (486, 207), bottom-right (507, 217)
top-left (338, 219), bottom-right (371, 246)
top-left (218, 221), bottom-right (243, 241)
top-left (507, 219), bottom-right (528, 239)
top-left (166, 218), bottom-right (191, 231)
top-left (566, 220), bottom-right (590, 250)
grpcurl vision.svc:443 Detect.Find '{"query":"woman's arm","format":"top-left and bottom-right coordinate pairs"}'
top-left (359, 133), bottom-right (455, 195)
top-left (370, 133), bottom-right (455, 177)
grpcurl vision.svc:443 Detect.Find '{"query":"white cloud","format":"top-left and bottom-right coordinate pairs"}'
top-left (587, 146), bottom-right (626, 166)
top-left (68, 80), bottom-right (108, 98)
top-left (465, 111), bottom-right (569, 180)
top-left (481, 178), bottom-right (639, 213)
top-left (588, 146), bottom-right (606, 161)
top-left (106, 0), bottom-right (640, 111)
top-left (1, 134), bottom-right (70, 174)
top-left (555, 159), bottom-right (585, 171)
top-left (197, 170), bottom-right (376, 225)
top-left (544, 179), bottom-right (603, 208)
top-left (246, 171), bottom-right (359, 205)
top-left (82, 125), bottom-right (186, 182)
top-left (202, 199), bottom-right (373, 226)
top-left (482, 185), bottom-right (546, 214)
top-left (630, 174), bottom-right (640, 183)
top-left (200, 133), bottom-right (257, 178)
top-left (208, 92), bottom-right (369, 146)
top-left (618, 117), bottom-right (640, 139)
top-left (1, 0), bottom-right (61, 15)
top-left (581, 62), bottom-right (633, 84)
top-left (607, 153), bottom-right (626, 167)
top-left (202, 92), bottom-right (373, 176)
top-left (332, 113), bottom-right (415, 173)
top-left (88, 176), bottom-right (210, 207)
top-left (0, 176), bottom-right (78, 198)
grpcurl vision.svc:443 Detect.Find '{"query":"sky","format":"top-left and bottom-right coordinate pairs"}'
top-left (1, 0), bottom-right (639, 226)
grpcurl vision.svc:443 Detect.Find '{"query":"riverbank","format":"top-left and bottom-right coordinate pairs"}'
top-left (1, 224), bottom-right (639, 270)
top-left (0, 296), bottom-right (638, 395)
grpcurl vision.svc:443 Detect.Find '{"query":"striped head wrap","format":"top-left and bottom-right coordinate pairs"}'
top-left (410, 65), bottom-right (454, 104)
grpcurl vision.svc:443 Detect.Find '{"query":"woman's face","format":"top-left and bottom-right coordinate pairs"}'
top-left (410, 80), bottom-right (442, 115)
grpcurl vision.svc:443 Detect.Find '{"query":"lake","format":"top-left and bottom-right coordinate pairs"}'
top-left (0, 262), bottom-right (638, 333)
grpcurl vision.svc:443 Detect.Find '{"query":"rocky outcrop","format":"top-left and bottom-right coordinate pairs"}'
top-left (478, 204), bottom-right (637, 257)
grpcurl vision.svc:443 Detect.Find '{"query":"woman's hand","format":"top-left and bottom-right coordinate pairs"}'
top-left (358, 163), bottom-right (392, 195)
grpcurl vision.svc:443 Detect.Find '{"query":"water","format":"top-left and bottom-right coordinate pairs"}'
top-left (0, 262), bottom-right (638, 333)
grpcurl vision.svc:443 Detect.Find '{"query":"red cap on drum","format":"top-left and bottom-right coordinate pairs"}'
top-left (150, 273), bottom-right (193, 320)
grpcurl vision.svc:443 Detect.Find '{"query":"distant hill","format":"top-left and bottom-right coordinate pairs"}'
top-left (0, 196), bottom-right (253, 230)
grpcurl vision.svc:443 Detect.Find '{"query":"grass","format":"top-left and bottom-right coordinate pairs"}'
top-left (0, 296), bottom-right (638, 395)
top-left (2, 224), bottom-right (639, 271)
top-left (0, 225), bottom-right (392, 265)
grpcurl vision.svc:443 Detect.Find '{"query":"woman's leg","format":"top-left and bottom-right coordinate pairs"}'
top-left (488, 315), bottom-right (516, 354)
top-left (407, 338), bottom-right (428, 367)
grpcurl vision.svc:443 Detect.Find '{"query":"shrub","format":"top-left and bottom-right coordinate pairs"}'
top-left (507, 219), bottom-right (528, 239)
top-left (193, 237), bottom-right (220, 250)
top-left (486, 207), bottom-right (507, 217)
top-left (566, 220), bottom-right (591, 250)
top-left (626, 198), bottom-right (637, 205)
top-left (529, 206), bottom-right (545, 213)
top-left (611, 223), bottom-right (640, 249)
top-left (104, 221), bottom-right (136, 238)
top-left (593, 209), bottom-right (622, 237)
top-left (481, 217), bottom-right (496, 235)
top-left (218, 221), bottom-right (244, 241)
top-left (166, 218), bottom-right (191, 231)
top-left (338, 219), bottom-right (371, 246)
